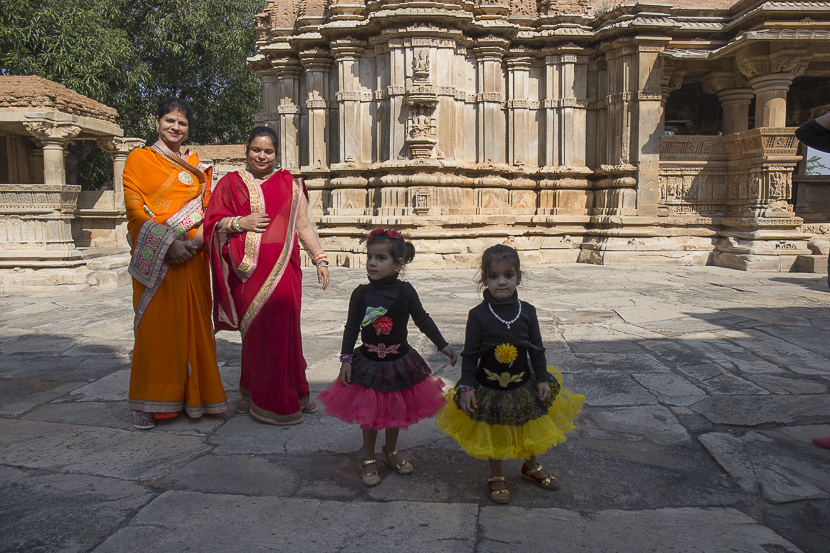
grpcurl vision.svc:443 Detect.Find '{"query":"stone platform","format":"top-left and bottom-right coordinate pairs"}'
top-left (1, 265), bottom-right (829, 552)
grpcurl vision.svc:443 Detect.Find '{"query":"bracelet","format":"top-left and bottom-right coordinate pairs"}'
top-left (458, 385), bottom-right (475, 393)
top-left (312, 253), bottom-right (327, 264)
top-left (232, 216), bottom-right (242, 233)
top-left (315, 260), bottom-right (329, 267)
top-left (340, 354), bottom-right (353, 363)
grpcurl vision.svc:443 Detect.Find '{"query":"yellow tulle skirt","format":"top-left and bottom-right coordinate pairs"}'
top-left (435, 366), bottom-right (585, 460)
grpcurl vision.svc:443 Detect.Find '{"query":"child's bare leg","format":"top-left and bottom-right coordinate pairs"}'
top-left (362, 428), bottom-right (378, 476)
top-left (382, 428), bottom-right (413, 473)
top-left (523, 454), bottom-right (560, 490)
top-left (382, 428), bottom-right (404, 464)
top-left (488, 459), bottom-right (506, 490)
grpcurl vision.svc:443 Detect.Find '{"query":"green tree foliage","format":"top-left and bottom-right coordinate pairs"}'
top-left (806, 154), bottom-right (830, 176)
top-left (1, 0), bottom-right (264, 186)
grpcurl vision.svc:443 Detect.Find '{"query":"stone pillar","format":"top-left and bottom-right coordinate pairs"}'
top-left (98, 137), bottom-right (145, 209)
top-left (300, 48), bottom-right (332, 171)
top-left (634, 40), bottom-right (667, 217)
top-left (659, 57), bottom-right (684, 137)
top-left (272, 57), bottom-right (302, 171)
top-left (737, 49), bottom-right (811, 128)
top-left (23, 121), bottom-right (81, 185)
top-left (506, 51), bottom-right (533, 167)
top-left (473, 37), bottom-right (509, 165)
top-left (331, 39), bottom-right (365, 164)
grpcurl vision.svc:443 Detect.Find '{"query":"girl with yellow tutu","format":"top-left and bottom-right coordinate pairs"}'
top-left (436, 244), bottom-right (584, 503)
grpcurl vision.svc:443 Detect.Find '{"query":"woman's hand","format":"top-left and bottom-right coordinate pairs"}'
top-left (459, 389), bottom-right (477, 416)
top-left (165, 238), bottom-right (197, 264)
top-left (339, 362), bottom-right (352, 385)
top-left (317, 265), bottom-right (329, 290)
top-left (239, 213), bottom-right (270, 233)
top-left (537, 382), bottom-right (552, 401)
top-left (441, 345), bottom-right (457, 367)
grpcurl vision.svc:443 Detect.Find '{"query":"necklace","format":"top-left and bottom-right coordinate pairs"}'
top-left (488, 302), bottom-right (521, 329)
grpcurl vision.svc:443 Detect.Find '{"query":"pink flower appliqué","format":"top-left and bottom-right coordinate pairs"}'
top-left (386, 229), bottom-right (402, 239)
top-left (369, 227), bottom-right (386, 236)
top-left (366, 343), bottom-right (401, 359)
top-left (372, 315), bottom-right (393, 335)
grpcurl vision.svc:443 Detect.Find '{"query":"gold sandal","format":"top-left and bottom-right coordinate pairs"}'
top-left (487, 476), bottom-right (510, 504)
top-left (381, 447), bottom-right (414, 475)
top-left (361, 458), bottom-right (381, 487)
top-left (521, 462), bottom-right (560, 490)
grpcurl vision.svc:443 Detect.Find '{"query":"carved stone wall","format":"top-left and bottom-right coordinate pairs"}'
top-left (248, 0), bottom-right (830, 272)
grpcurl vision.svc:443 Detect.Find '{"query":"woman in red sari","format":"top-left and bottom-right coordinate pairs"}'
top-left (204, 126), bottom-right (329, 425)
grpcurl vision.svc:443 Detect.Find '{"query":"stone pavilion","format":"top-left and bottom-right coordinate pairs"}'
top-left (249, 0), bottom-right (830, 272)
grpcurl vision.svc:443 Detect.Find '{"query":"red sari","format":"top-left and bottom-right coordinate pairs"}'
top-left (204, 170), bottom-right (311, 425)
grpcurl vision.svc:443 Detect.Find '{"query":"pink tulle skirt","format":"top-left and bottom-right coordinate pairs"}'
top-left (318, 375), bottom-right (447, 430)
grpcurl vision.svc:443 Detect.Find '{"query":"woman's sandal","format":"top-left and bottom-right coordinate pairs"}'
top-left (301, 400), bottom-right (318, 414)
top-left (487, 476), bottom-right (510, 504)
top-left (381, 447), bottom-right (414, 475)
top-left (361, 458), bottom-right (381, 487)
top-left (132, 412), bottom-right (155, 430)
top-left (521, 462), bottom-right (560, 490)
top-left (236, 400), bottom-right (251, 414)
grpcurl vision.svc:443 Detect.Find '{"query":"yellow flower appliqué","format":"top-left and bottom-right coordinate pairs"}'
top-left (494, 343), bottom-right (518, 365)
top-left (484, 368), bottom-right (526, 388)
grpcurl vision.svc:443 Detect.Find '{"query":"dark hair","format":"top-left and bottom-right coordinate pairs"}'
top-left (246, 126), bottom-right (278, 153)
top-left (478, 244), bottom-right (521, 287)
top-left (366, 228), bottom-right (415, 267)
top-left (157, 98), bottom-right (194, 128)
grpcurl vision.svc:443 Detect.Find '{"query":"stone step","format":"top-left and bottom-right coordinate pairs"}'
top-left (85, 253), bottom-right (131, 288)
top-left (793, 254), bottom-right (829, 274)
top-left (0, 266), bottom-right (93, 292)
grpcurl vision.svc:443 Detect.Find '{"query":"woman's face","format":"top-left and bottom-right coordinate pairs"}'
top-left (247, 135), bottom-right (277, 177)
top-left (156, 109), bottom-right (189, 151)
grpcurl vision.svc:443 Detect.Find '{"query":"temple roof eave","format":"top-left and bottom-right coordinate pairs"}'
top-left (0, 109), bottom-right (123, 140)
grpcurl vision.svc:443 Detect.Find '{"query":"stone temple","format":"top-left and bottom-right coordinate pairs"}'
top-left (250, 0), bottom-right (830, 272)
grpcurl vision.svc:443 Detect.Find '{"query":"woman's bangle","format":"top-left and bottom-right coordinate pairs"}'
top-left (232, 216), bottom-right (242, 233)
top-left (312, 253), bottom-right (327, 264)
top-left (316, 260), bottom-right (329, 267)
top-left (458, 384), bottom-right (475, 393)
top-left (340, 354), bottom-right (353, 363)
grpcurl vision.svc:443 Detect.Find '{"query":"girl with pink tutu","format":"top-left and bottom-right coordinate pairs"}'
top-left (318, 227), bottom-right (457, 486)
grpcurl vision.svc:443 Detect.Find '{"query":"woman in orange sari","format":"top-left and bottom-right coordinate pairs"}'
top-left (204, 126), bottom-right (329, 425)
top-left (124, 98), bottom-right (228, 429)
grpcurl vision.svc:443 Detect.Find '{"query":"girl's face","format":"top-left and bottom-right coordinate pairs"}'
top-left (247, 136), bottom-right (277, 178)
top-left (366, 242), bottom-right (402, 281)
top-left (485, 259), bottom-right (519, 300)
top-left (156, 109), bottom-right (189, 151)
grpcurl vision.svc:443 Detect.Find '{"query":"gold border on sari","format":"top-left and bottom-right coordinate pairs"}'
top-left (233, 171), bottom-right (267, 282)
top-left (239, 177), bottom-right (302, 338)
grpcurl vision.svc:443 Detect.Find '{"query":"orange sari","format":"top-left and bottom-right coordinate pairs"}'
top-left (123, 141), bottom-right (228, 418)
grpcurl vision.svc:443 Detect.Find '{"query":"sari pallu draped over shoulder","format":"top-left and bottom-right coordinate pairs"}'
top-left (123, 141), bottom-right (228, 418)
top-left (205, 170), bottom-right (311, 425)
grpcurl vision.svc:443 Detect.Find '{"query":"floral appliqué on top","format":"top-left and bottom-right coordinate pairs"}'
top-left (361, 306), bottom-right (387, 328)
top-left (372, 315), bottom-right (393, 335)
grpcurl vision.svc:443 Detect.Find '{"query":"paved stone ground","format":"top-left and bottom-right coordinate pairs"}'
top-left (1, 264), bottom-right (829, 553)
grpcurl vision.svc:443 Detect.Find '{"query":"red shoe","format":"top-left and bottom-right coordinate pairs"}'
top-left (521, 462), bottom-right (560, 490)
top-left (812, 436), bottom-right (830, 449)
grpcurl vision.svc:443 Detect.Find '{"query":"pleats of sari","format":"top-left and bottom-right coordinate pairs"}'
top-left (129, 251), bottom-right (228, 417)
top-left (238, 259), bottom-right (310, 425)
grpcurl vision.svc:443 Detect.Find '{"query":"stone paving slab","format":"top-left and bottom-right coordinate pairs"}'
top-left (93, 492), bottom-right (478, 553)
top-left (477, 506), bottom-right (804, 553)
top-left (1, 265), bottom-right (829, 552)
top-left (0, 419), bottom-right (212, 481)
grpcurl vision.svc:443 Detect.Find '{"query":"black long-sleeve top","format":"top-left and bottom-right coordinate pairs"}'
top-left (459, 289), bottom-right (547, 387)
top-left (795, 119), bottom-right (830, 154)
top-left (341, 274), bottom-right (448, 362)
